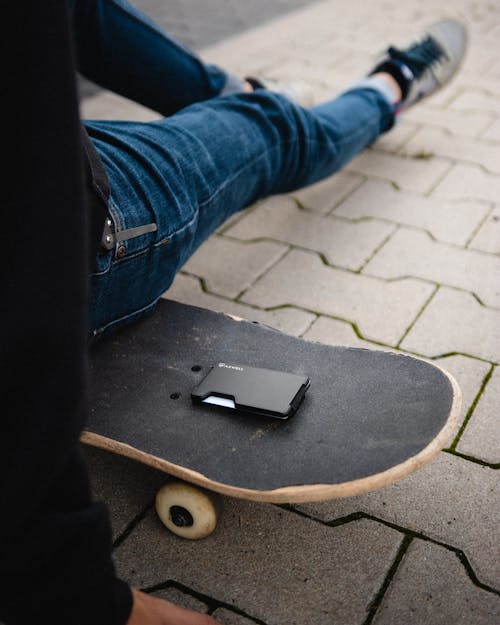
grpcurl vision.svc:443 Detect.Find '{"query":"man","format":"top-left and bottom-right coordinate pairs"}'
top-left (0, 1), bottom-right (466, 623)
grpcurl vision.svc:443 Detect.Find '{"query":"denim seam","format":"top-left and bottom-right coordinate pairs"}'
top-left (90, 263), bottom-right (111, 278)
top-left (196, 140), bottom-right (293, 210)
top-left (113, 245), bottom-right (149, 264)
top-left (102, 240), bottom-right (152, 265)
top-left (108, 196), bottom-right (125, 231)
top-left (152, 210), bottom-right (197, 247)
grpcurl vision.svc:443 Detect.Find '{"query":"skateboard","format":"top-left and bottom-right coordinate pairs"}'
top-left (82, 298), bottom-right (461, 539)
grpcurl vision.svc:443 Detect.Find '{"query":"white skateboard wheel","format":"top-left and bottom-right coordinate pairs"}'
top-left (155, 481), bottom-right (219, 539)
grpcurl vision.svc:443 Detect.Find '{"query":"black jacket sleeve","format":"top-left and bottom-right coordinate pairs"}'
top-left (0, 2), bottom-right (132, 623)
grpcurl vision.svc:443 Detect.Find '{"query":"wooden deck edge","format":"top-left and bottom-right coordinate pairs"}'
top-left (81, 363), bottom-right (462, 504)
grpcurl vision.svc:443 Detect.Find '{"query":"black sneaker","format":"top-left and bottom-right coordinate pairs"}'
top-left (371, 19), bottom-right (468, 110)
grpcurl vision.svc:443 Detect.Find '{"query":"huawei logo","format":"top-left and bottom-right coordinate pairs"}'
top-left (218, 363), bottom-right (244, 371)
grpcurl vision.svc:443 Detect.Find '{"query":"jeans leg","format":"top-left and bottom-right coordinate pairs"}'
top-left (87, 87), bottom-right (394, 336)
top-left (68, 0), bottom-right (244, 115)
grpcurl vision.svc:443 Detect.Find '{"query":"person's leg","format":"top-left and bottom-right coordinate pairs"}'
top-left (68, 0), bottom-right (246, 115)
top-left (87, 17), bottom-right (467, 339)
top-left (86, 82), bottom-right (394, 337)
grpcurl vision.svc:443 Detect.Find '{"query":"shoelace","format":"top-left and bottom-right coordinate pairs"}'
top-left (388, 36), bottom-right (444, 78)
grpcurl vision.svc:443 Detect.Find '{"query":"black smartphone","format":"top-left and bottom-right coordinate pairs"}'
top-left (191, 362), bottom-right (310, 420)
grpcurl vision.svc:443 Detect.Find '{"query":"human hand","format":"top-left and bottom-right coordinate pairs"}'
top-left (127, 589), bottom-right (221, 625)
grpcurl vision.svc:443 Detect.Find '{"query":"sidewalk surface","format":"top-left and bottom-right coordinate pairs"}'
top-left (82, 0), bottom-right (500, 623)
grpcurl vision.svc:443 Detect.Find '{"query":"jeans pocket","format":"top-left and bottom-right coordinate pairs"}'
top-left (91, 247), bottom-right (113, 277)
top-left (88, 220), bottom-right (195, 338)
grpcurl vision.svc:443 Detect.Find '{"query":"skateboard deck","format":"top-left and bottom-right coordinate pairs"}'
top-left (83, 298), bottom-right (461, 537)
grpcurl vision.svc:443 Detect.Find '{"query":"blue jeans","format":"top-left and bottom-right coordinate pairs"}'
top-left (74, 0), bottom-right (395, 337)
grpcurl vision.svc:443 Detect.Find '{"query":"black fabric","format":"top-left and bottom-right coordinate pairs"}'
top-left (1, 2), bottom-right (132, 624)
top-left (386, 40), bottom-right (444, 79)
top-left (369, 58), bottom-right (412, 100)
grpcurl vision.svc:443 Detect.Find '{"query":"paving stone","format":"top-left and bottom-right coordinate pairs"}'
top-left (435, 355), bottom-right (492, 442)
top-left (164, 273), bottom-right (316, 337)
top-left (418, 84), bottom-right (465, 110)
top-left (81, 90), bottom-right (160, 121)
top-left (433, 163), bottom-right (500, 204)
top-left (460, 55), bottom-right (500, 87)
top-left (488, 60), bottom-right (500, 80)
top-left (211, 49), bottom-right (290, 78)
top-left (477, 55), bottom-right (500, 82)
top-left (373, 540), bottom-right (500, 625)
top-left (402, 105), bottom-right (492, 138)
top-left (364, 228), bottom-right (500, 308)
top-left (212, 608), bottom-right (259, 624)
top-left (263, 58), bottom-right (341, 93)
top-left (485, 19), bottom-right (500, 37)
top-left (403, 126), bottom-right (500, 174)
top-left (84, 446), bottom-right (165, 540)
top-left (451, 91), bottom-right (500, 116)
top-left (325, 18), bottom-right (411, 54)
top-left (435, 74), bottom-right (500, 103)
top-left (302, 316), bottom-right (388, 350)
top-left (401, 287), bottom-right (500, 363)
top-left (282, 46), bottom-right (355, 78)
top-left (152, 587), bottom-right (209, 613)
top-left (345, 150), bottom-right (451, 193)
top-left (470, 206), bottom-right (500, 255)
top-left (290, 172), bottom-right (364, 214)
top-left (481, 118), bottom-right (500, 142)
top-left (201, 1), bottom-right (345, 70)
top-left (458, 366), bottom-right (500, 464)
top-left (182, 236), bottom-right (288, 298)
top-left (373, 120), bottom-right (419, 153)
top-left (241, 249), bottom-right (435, 345)
top-left (225, 196), bottom-right (395, 270)
top-left (284, 40), bottom-right (353, 66)
top-left (334, 179), bottom-right (488, 246)
top-left (114, 501), bottom-right (403, 625)
top-left (322, 80), bottom-right (374, 103)
top-left (296, 453), bottom-right (500, 589)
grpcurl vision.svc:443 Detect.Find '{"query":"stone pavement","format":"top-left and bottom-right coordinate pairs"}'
top-left (81, 0), bottom-right (500, 623)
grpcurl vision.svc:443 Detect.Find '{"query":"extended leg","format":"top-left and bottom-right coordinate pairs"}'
top-left (86, 17), bottom-right (467, 337)
top-left (87, 84), bottom-right (393, 336)
top-left (68, 0), bottom-right (244, 115)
